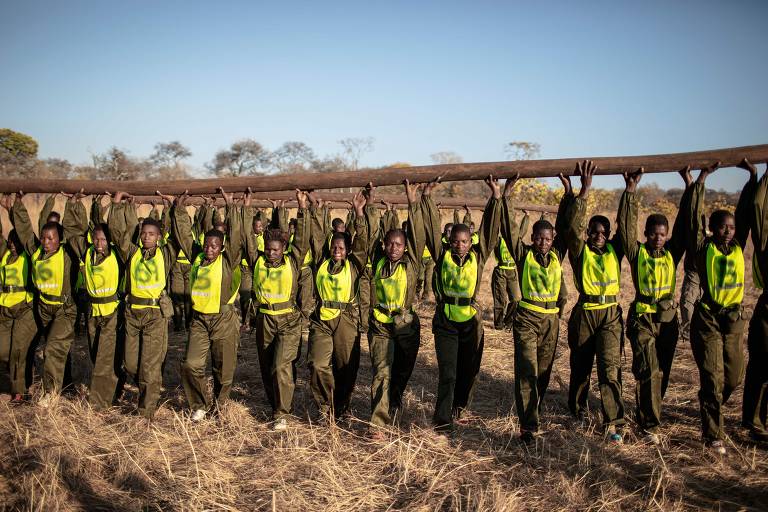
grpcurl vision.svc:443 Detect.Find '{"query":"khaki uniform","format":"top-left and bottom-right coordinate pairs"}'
top-left (491, 213), bottom-right (528, 330)
top-left (687, 178), bottom-right (755, 441)
top-left (564, 193), bottom-right (626, 427)
top-left (619, 188), bottom-right (690, 433)
top-left (424, 195), bottom-right (501, 429)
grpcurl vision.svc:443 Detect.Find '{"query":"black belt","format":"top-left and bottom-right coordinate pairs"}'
top-left (375, 304), bottom-right (403, 316)
top-left (636, 294), bottom-right (658, 305)
top-left (1, 285), bottom-right (30, 293)
top-left (89, 294), bottom-right (119, 305)
top-left (520, 299), bottom-right (557, 309)
top-left (700, 298), bottom-right (740, 316)
top-left (579, 294), bottom-right (617, 305)
top-left (441, 296), bottom-right (473, 306)
top-left (258, 300), bottom-right (294, 310)
top-left (127, 295), bottom-right (160, 307)
top-left (193, 303), bottom-right (234, 315)
top-left (40, 292), bottom-right (69, 303)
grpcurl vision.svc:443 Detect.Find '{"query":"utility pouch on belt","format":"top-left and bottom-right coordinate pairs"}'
top-left (393, 310), bottom-right (414, 329)
top-left (159, 292), bottom-right (174, 318)
top-left (654, 299), bottom-right (678, 324)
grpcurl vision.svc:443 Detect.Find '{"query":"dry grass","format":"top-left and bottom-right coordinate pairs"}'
top-left (1, 213), bottom-right (767, 510)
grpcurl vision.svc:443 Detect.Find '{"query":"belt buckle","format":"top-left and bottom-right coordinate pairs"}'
top-left (597, 295), bottom-right (606, 304)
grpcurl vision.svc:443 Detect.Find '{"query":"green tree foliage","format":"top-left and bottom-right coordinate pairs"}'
top-left (0, 128), bottom-right (38, 159)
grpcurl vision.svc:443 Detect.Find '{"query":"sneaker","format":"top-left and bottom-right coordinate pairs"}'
top-left (606, 425), bottom-right (623, 444)
top-left (272, 418), bottom-right (288, 432)
top-left (191, 409), bottom-right (206, 422)
top-left (708, 440), bottom-right (726, 455)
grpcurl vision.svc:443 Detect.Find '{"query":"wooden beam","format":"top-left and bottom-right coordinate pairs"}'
top-left (2, 143), bottom-right (764, 195)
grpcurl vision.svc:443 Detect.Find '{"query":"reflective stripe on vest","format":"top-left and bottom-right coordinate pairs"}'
top-left (190, 253), bottom-right (225, 314)
top-left (519, 250), bottom-right (561, 314)
top-left (635, 245), bottom-right (676, 314)
top-left (0, 251), bottom-right (33, 307)
top-left (497, 238), bottom-right (516, 270)
top-left (316, 259), bottom-right (353, 321)
top-left (580, 242), bottom-right (620, 310)
top-left (705, 243), bottom-right (744, 308)
top-left (85, 246), bottom-right (120, 317)
top-left (253, 255), bottom-right (294, 315)
top-left (373, 257), bottom-right (407, 324)
top-left (177, 247), bottom-right (191, 265)
top-left (129, 248), bottom-right (165, 309)
top-left (32, 246), bottom-right (66, 305)
top-left (440, 251), bottom-right (478, 321)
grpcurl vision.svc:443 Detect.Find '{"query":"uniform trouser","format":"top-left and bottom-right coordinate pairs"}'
top-left (690, 303), bottom-right (746, 441)
top-left (743, 294), bottom-right (768, 435)
top-left (432, 308), bottom-right (484, 427)
top-left (308, 311), bottom-right (361, 416)
top-left (567, 304), bottom-right (625, 426)
top-left (513, 307), bottom-right (559, 432)
top-left (36, 301), bottom-right (77, 395)
top-left (124, 307), bottom-right (169, 418)
top-left (626, 309), bottom-right (679, 432)
top-left (239, 265), bottom-right (253, 326)
top-left (0, 301), bottom-right (37, 395)
top-left (358, 267), bottom-right (372, 335)
top-left (491, 267), bottom-right (521, 330)
top-left (254, 310), bottom-right (302, 419)
top-left (679, 269), bottom-right (700, 341)
top-left (417, 258), bottom-right (435, 299)
top-left (181, 307), bottom-right (240, 412)
top-left (87, 308), bottom-right (125, 410)
top-left (170, 262), bottom-right (192, 330)
top-left (368, 315), bottom-right (421, 426)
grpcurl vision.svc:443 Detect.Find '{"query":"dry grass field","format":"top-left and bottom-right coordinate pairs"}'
top-left (1, 201), bottom-right (767, 511)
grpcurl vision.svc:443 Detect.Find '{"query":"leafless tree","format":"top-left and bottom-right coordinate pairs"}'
top-left (208, 139), bottom-right (271, 177)
top-left (504, 141), bottom-right (541, 161)
top-left (270, 141), bottom-right (316, 174)
top-left (339, 137), bottom-right (375, 172)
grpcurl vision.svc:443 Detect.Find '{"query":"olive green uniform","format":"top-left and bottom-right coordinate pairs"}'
top-left (244, 205), bottom-right (310, 420)
top-left (619, 188), bottom-right (691, 433)
top-left (0, 225), bottom-right (37, 396)
top-left (744, 171), bottom-right (768, 438)
top-left (307, 208), bottom-right (368, 417)
top-left (174, 204), bottom-right (242, 412)
top-left (492, 212), bottom-right (529, 330)
top-left (501, 196), bottom-right (569, 432)
top-left (424, 195), bottom-right (501, 429)
top-left (109, 202), bottom-right (178, 418)
top-left (687, 177), bottom-right (755, 442)
top-left (679, 255), bottom-right (701, 342)
top-left (564, 193), bottom-right (627, 427)
top-left (12, 197), bottom-right (80, 395)
top-left (367, 203), bottom-right (425, 426)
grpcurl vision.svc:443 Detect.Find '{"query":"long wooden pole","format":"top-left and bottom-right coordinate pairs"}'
top-left (132, 193), bottom-right (559, 213)
top-left (2, 144), bottom-right (764, 195)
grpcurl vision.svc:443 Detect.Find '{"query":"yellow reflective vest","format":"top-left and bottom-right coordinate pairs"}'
top-left (519, 250), bottom-right (561, 314)
top-left (85, 247), bottom-right (121, 317)
top-left (128, 248), bottom-right (165, 309)
top-left (32, 246), bottom-right (66, 305)
top-left (373, 257), bottom-right (408, 324)
top-left (190, 253), bottom-right (239, 314)
top-left (253, 255), bottom-right (294, 315)
top-left (497, 238), bottom-right (516, 271)
top-left (704, 243), bottom-right (744, 308)
top-left (580, 243), bottom-right (620, 310)
top-left (635, 245), bottom-right (675, 314)
top-left (440, 251), bottom-right (478, 322)
top-left (316, 259), bottom-right (353, 321)
top-left (0, 251), bottom-right (33, 307)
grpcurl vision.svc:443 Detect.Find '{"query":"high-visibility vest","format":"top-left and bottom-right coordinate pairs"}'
top-left (316, 259), bottom-right (353, 321)
top-left (373, 257), bottom-right (408, 324)
top-left (190, 253), bottom-right (239, 314)
top-left (472, 232), bottom-right (479, 245)
top-left (177, 247), bottom-right (191, 265)
top-left (85, 247), bottom-right (120, 317)
top-left (422, 246), bottom-right (432, 259)
top-left (0, 251), bottom-right (33, 307)
top-left (497, 238), bottom-right (516, 270)
top-left (287, 234), bottom-right (312, 269)
top-left (128, 248), bottom-right (165, 309)
top-left (705, 243), bottom-right (744, 308)
top-left (253, 255), bottom-right (294, 315)
top-left (32, 246), bottom-right (66, 305)
top-left (242, 233), bottom-right (264, 267)
top-left (440, 251), bottom-right (478, 322)
top-left (580, 242), bottom-right (620, 310)
top-left (635, 245), bottom-right (675, 314)
top-left (519, 250), bottom-right (561, 314)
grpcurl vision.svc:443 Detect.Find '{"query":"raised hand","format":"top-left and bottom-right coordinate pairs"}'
top-left (113, 191), bottom-right (129, 203)
top-left (352, 189), bottom-right (366, 215)
top-left (155, 190), bottom-right (176, 205)
top-left (404, 179), bottom-right (422, 204)
top-left (558, 173), bottom-right (572, 195)
top-left (623, 167), bottom-right (644, 192)
top-left (485, 174), bottom-right (502, 199)
top-left (678, 165), bottom-right (693, 187)
top-left (219, 187), bottom-right (234, 206)
top-left (364, 182), bottom-right (375, 206)
top-left (177, 190), bottom-right (190, 208)
top-left (244, 187), bottom-right (253, 208)
top-left (737, 157), bottom-right (757, 178)
top-left (696, 161), bottom-right (720, 184)
top-left (423, 176), bottom-right (441, 197)
top-left (296, 189), bottom-right (309, 209)
top-left (504, 173), bottom-right (521, 197)
top-left (0, 194), bottom-right (13, 211)
top-left (576, 160), bottom-right (597, 198)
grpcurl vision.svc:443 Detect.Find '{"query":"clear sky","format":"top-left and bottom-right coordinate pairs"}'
top-left (2, 0), bottom-right (766, 190)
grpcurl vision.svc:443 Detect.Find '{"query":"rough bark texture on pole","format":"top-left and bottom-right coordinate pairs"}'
top-left (132, 194), bottom-right (559, 213)
top-left (2, 144), bottom-right (764, 195)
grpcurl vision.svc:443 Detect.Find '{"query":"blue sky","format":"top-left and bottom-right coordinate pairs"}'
top-left (2, 0), bottom-right (766, 190)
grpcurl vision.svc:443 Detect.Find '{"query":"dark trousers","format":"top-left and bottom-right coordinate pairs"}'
top-left (0, 301), bottom-right (37, 395)
top-left (254, 310), bottom-right (302, 419)
top-left (87, 308), bottom-right (126, 410)
top-left (743, 295), bottom-right (768, 435)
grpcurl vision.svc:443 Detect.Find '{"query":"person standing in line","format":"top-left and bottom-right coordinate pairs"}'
top-left (423, 176), bottom-right (502, 433)
top-left (687, 162), bottom-right (756, 454)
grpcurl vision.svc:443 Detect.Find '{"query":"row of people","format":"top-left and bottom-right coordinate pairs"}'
top-left (0, 160), bottom-right (766, 453)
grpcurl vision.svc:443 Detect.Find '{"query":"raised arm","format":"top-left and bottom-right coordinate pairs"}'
top-left (171, 194), bottom-right (196, 261)
top-left (617, 168), bottom-right (643, 264)
top-left (421, 179), bottom-right (444, 264)
top-left (38, 194), bottom-right (56, 235)
top-left (475, 176), bottom-right (502, 262)
top-left (564, 161), bottom-right (595, 266)
top-left (348, 190), bottom-right (369, 271)
top-left (309, 202), bottom-right (328, 263)
top-left (63, 193), bottom-right (89, 259)
top-left (108, 193), bottom-right (136, 262)
top-left (499, 175), bottom-right (526, 264)
top-left (668, 166), bottom-right (694, 263)
top-left (287, 191), bottom-right (310, 268)
top-left (219, 189), bottom-right (242, 266)
top-left (11, 194), bottom-right (40, 256)
top-left (734, 161), bottom-right (758, 249)
top-left (748, 160), bottom-right (768, 254)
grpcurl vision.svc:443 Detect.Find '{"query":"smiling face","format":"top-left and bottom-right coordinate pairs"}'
top-left (92, 228), bottom-right (109, 255)
top-left (587, 221), bottom-right (609, 250)
top-left (331, 238), bottom-right (347, 263)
